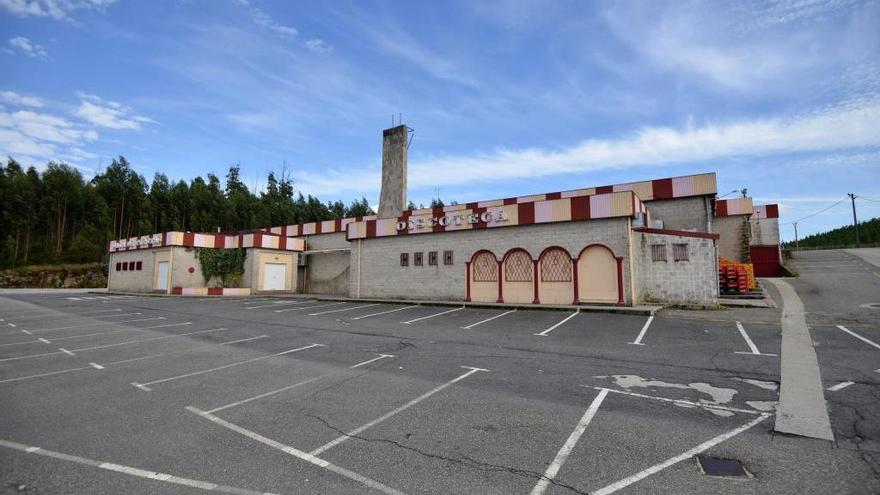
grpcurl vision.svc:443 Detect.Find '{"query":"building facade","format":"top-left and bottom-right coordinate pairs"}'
top-left (107, 126), bottom-right (781, 304)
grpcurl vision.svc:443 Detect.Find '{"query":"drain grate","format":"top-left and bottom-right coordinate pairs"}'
top-left (696, 456), bottom-right (751, 478)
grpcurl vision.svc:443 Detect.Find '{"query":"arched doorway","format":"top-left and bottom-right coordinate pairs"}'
top-left (469, 250), bottom-right (499, 302)
top-left (502, 249), bottom-right (534, 304)
top-left (538, 247), bottom-right (574, 305)
top-left (577, 244), bottom-right (618, 303)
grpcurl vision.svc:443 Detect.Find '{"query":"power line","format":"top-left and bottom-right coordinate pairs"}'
top-left (785, 197), bottom-right (847, 225)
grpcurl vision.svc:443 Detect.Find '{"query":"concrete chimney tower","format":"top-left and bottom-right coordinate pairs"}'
top-left (377, 124), bottom-right (408, 219)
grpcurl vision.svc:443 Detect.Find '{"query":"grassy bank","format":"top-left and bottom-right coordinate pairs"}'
top-left (0, 263), bottom-right (107, 288)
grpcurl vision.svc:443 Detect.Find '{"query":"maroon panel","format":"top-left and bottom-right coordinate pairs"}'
top-left (366, 220), bottom-right (376, 238)
top-left (432, 207), bottom-right (444, 217)
top-left (472, 207), bottom-right (487, 229)
top-left (716, 200), bottom-right (728, 216)
top-left (545, 192), bottom-right (561, 200)
top-left (334, 218), bottom-right (342, 232)
top-left (182, 232), bottom-right (195, 247)
top-left (315, 221), bottom-right (322, 234)
top-left (207, 287), bottom-right (223, 296)
top-left (465, 202), bottom-right (479, 210)
top-left (278, 236), bottom-right (287, 250)
top-left (571, 196), bottom-right (590, 221)
top-left (596, 185), bottom-right (613, 194)
top-left (253, 234), bottom-right (263, 248)
top-left (171, 287), bottom-right (182, 295)
top-left (633, 227), bottom-right (720, 240)
top-left (750, 246), bottom-right (782, 277)
top-left (652, 178), bottom-right (674, 199)
top-left (766, 204), bottom-right (779, 218)
top-left (503, 197), bottom-right (517, 205)
top-left (214, 235), bottom-right (224, 249)
top-left (517, 203), bottom-right (535, 226)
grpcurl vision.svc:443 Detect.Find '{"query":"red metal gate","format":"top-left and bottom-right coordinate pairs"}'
top-left (750, 245), bottom-right (781, 277)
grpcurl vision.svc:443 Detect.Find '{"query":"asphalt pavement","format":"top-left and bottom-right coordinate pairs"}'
top-left (0, 259), bottom-right (878, 494)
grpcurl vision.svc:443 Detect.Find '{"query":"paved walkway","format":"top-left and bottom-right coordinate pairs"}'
top-left (765, 278), bottom-right (834, 441)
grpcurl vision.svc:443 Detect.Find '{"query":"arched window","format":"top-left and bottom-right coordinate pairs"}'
top-left (471, 251), bottom-right (498, 282)
top-left (540, 248), bottom-right (572, 282)
top-left (504, 250), bottom-right (532, 282)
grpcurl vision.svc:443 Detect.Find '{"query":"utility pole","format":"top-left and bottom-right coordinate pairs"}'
top-left (793, 221), bottom-right (799, 251)
top-left (848, 193), bottom-right (860, 248)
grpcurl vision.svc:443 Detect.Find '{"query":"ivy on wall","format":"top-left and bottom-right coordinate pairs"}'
top-left (195, 248), bottom-right (246, 287)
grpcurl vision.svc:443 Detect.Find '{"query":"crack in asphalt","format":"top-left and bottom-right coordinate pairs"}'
top-left (305, 413), bottom-right (590, 495)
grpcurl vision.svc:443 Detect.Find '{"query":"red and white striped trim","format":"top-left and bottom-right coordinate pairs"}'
top-left (752, 204), bottom-right (779, 219)
top-left (108, 232), bottom-right (306, 253)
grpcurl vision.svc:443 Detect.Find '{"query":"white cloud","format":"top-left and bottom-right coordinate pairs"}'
top-left (0, 108), bottom-right (99, 164)
top-left (234, 0), bottom-right (298, 39)
top-left (305, 38), bottom-right (332, 54)
top-left (74, 92), bottom-right (156, 130)
top-left (7, 36), bottom-right (48, 58)
top-left (0, 90), bottom-right (43, 107)
top-left (409, 103), bottom-right (880, 188)
top-left (0, 0), bottom-right (117, 21)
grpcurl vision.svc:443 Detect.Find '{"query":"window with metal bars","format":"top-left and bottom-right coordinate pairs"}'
top-left (136, 261), bottom-right (143, 271)
top-left (540, 248), bottom-right (572, 282)
top-left (414, 252), bottom-right (423, 266)
top-left (504, 250), bottom-right (533, 282)
top-left (428, 251), bottom-right (437, 266)
top-left (116, 262), bottom-right (121, 271)
top-left (651, 244), bottom-right (667, 262)
top-left (673, 244), bottom-right (689, 262)
top-left (443, 250), bottom-right (453, 265)
top-left (400, 253), bottom-right (409, 267)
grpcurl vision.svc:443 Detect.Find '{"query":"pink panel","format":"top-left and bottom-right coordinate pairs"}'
top-left (270, 226), bottom-right (282, 235)
top-left (302, 223), bottom-right (316, 235)
top-left (534, 201), bottom-right (553, 223)
top-left (590, 195), bottom-right (612, 218)
top-left (321, 220), bottom-right (335, 233)
top-left (672, 177), bottom-right (694, 198)
top-left (241, 234), bottom-right (254, 248)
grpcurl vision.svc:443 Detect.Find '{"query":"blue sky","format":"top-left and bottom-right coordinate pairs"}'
top-left (2, 0), bottom-right (879, 240)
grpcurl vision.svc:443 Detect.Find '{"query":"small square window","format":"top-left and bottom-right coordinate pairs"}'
top-left (651, 244), bottom-right (667, 262)
top-left (136, 261), bottom-right (143, 271)
top-left (400, 253), bottom-right (409, 267)
top-left (443, 250), bottom-right (453, 265)
top-left (115, 262), bottom-right (122, 271)
top-left (414, 252), bottom-right (423, 266)
top-left (428, 251), bottom-right (438, 266)
top-left (673, 244), bottom-right (689, 262)
top-left (122, 262), bottom-right (129, 271)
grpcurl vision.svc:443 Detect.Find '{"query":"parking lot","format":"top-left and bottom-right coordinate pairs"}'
top-left (1, 288), bottom-right (877, 494)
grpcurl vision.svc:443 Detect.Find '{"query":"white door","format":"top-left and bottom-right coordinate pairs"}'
top-left (155, 261), bottom-right (169, 291)
top-left (262, 263), bottom-right (286, 291)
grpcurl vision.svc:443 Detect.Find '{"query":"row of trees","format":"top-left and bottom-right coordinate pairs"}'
top-left (784, 217), bottom-right (880, 249)
top-left (0, 157), bottom-right (374, 268)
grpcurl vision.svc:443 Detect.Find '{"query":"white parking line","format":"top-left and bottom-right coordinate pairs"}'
top-left (201, 354), bottom-right (396, 414)
top-left (351, 305), bottom-right (418, 320)
top-left (131, 343), bottom-right (325, 391)
top-left (531, 388), bottom-right (608, 495)
top-left (59, 348), bottom-right (75, 356)
top-left (89, 362), bottom-right (104, 370)
top-left (461, 309), bottom-right (517, 330)
top-left (7, 323), bottom-right (15, 327)
top-left (308, 303), bottom-right (379, 316)
top-left (836, 325), bottom-right (880, 351)
top-left (628, 316), bottom-right (654, 345)
top-left (20, 330), bottom-right (31, 335)
top-left (827, 381), bottom-right (854, 392)
top-left (400, 306), bottom-right (465, 324)
top-left (591, 414), bottom-right (771, 495)
top-left (186, 408), bottom-right (404, 495)
top-left (534, 310), bottom-right (580, 337)
top-left (25, 315), bottom-right (154, 333)
top-left (6, 309), bottom-right (122, 321)
top-left (101, 335), bottom-right (268, 367)
top-left (246, 300), bottom-right (310, 310)
top-left (310, 365), bottom-right (489, 456)
top-left (734, 321), bottom-right (777, 356)
top-left (0, 439), bottom-right (278, 495)
top-left (275, 302), bottom-right (346, 313)
top-left (66, 326), bottom-right (218, 353)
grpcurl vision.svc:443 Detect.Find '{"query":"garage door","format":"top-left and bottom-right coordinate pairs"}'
top-left (262, 263), bottom-right (287, 291)
top-left (750, 246), bottom-right (782, 277)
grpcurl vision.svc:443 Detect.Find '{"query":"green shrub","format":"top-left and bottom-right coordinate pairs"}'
top-left (195, 248), bottom-right (246, 287)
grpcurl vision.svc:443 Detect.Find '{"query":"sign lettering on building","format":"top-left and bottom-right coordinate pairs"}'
top-left (112, 234), bottom-right (162, 251)
top-left (396, 210), bottom-right (509, 231)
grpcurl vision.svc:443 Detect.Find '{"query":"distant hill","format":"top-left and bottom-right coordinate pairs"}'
top-left (784, 217), bottom-right (880, 249)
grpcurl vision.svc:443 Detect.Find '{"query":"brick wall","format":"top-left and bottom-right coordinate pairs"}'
top-left (645, 197), bottom-right (711, 231)
top-left (714, 215), bottom-right (749, 261)
top-left (349, 218), bottom-right (633, 303)
top-left (750, 217), bottom-right (780, 246)
top-left (633, 232), bottom-right (718, 304)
